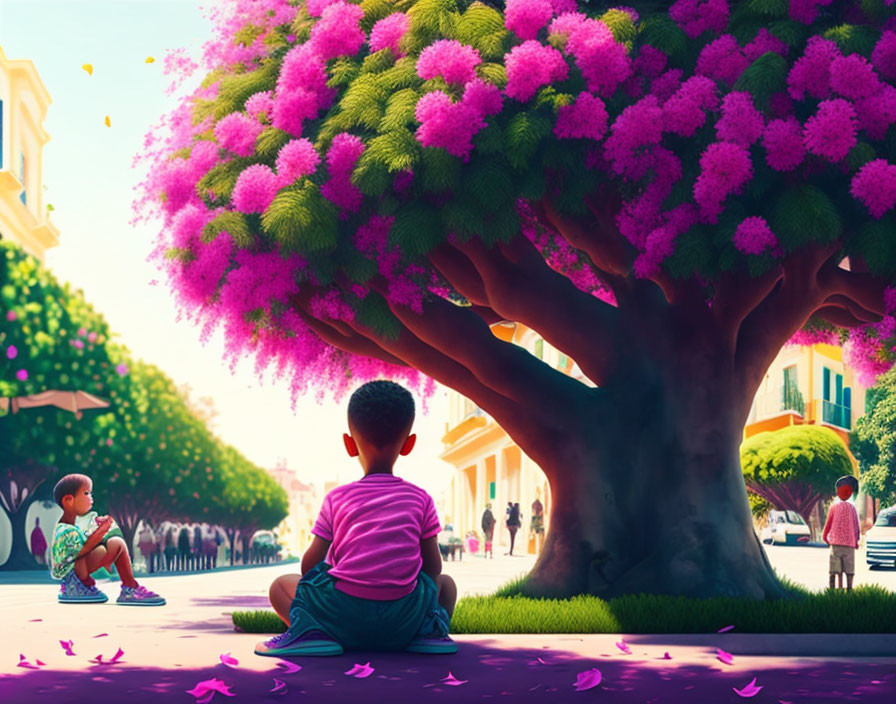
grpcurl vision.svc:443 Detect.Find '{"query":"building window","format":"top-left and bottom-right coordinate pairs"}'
top-left (782, 366), bottom-right (804, 415)
top-left (558, 353), bottom-right (568, 370)
top-left (489, 481), bottom-right (495, 500)
top-left (19, 153), bottom-right (26, 205)
top-left (534, 338), bottom-right (544, 360)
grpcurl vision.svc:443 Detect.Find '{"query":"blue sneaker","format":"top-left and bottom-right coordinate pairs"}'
top-left (404, 633), bottom-right (458, 654)
top-left (58, 572), bottom-right (108, 603)
top-left (117, 584), bottom-right (166, 606)
top-left (255, 627), bottom-right (343, 657)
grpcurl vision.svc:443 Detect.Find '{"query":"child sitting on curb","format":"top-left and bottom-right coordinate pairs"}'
top-left (51, 473), bottom-right (166, 605)
top-left (822, 475), bottom-right (861, 592)
top-left (256, 380), bottom-right (457, 657)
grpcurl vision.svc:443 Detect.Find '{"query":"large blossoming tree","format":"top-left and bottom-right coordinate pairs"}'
top-left (139, 0), bottom-right (896, 599)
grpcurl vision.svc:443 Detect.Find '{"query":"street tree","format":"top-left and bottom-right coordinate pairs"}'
top-left (851, 367), bottom-right (896, 507)
top-left (741, 424), bottom-right (852, 537)
top-left (139, 0), bottom-right (896, 598)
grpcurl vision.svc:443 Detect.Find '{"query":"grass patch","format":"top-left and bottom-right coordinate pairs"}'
top-left (232, 582), bottom-right (896, 634)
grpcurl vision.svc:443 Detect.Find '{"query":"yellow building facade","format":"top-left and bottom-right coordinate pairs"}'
top-left (441, 327), bottom-right (868, 552)
top-left (268, 462), bottom-right (323, 558)
top-left (0, 45), bottom-right (58, 261)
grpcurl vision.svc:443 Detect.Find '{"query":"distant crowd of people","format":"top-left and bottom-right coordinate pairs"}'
top-left (437, 495), bottom-right (545, 560)
top-left (137, 522), bottom-right (225, 573)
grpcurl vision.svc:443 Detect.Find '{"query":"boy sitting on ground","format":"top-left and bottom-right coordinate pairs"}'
top-left (256, 380), bottom-right (457, 656)
top-left (51, 473), bottom-right (166, 605)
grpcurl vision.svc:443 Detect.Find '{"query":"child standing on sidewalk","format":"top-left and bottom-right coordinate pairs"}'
top-left (51, 473), bottom-right (166, 605)
top-left (822, 475), bottom-right (861, 592)
top-left (256, 380), bottom-right (457, 657)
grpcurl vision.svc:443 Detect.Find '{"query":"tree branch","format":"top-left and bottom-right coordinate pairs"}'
top-left (813, 305), bottom-right (871, 329)
top-left (818, 267), bottom-right (889, 318)
top-left (452, 236), bottom-right (618, 385)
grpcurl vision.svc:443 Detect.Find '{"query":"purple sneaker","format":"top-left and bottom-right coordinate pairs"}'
top-left (59, 572), bottom-right (108, 603)
top-left (117, 584), bottom-right (166, 606)
top-left (404, 633), bottom-right (458, 654)
top-left (255, 628), bottom-right (343, 657)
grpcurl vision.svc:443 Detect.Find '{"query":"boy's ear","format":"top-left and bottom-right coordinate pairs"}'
top-left (343, 433), bottom-right (359, 457)
top-left (399, 433), bottom-right (417, 456)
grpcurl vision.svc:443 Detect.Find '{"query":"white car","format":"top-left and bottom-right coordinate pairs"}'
top-left (866, 507), bottom-right (896, 569)
top-left (760, 510), bottom-right (811, 545)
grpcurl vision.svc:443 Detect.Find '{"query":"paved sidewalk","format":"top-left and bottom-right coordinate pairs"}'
top-left (2, 565), bottom-right (896, 703)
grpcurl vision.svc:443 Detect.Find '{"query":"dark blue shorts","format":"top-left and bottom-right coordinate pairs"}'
top-left (288, 561), bottom-right (451, 651)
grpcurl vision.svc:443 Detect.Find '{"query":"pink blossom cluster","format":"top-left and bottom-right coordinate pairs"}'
top-left (716, 92), bottom-right (764, 146)
top-left (603, 95), bottom-right (665, 180)
top-left (162, 48), bottom-right (200, 96)
top-left (669, 0), bottom-right (729, 39)
top-left (415, 79), bottom-right (502, 159)
top-left (802, 99), bottom-right (857, 162)
top-left (786, 326), bottom-right (840, 347)
top-left (872, 31), bottom-right (896, 81)
top-left (789, 0), bottom-right (834, 25)
top-left (504, 41), bottom-right (568, 102)
top-left (369, 12), bottom-right (410, 56)
top-left (693, 142), bottom-right (753, 223)
top-left (218, 250), bottom-right (305, 322)
top-left (733, 217), bottom-right (778, 255)
top-left (762, 118), bottom-right (806, 172)
top-left (231, 164), bottom-right (280, 214)
top-left (320, 133), bottom-right (365, 213)
top-left (830, 54), bottom-right (881, 101)
top-left (845, 324), bottom-right (896, 387)
top-left (417, 40), bottom-right (483, 85)
top-left (631, 203), bottom-right (697, 278)
top-left (200, 0), bottom-right (297, 72)
top-left (273, 44), bottom-right (332, 137)
top-left (214, 112), bottom-right (264, 157)
top-left (633, 46), bottom-right (667, 79)
top-left (309, 1), bottom-right (365, 61)
top-left (661, 75), bottom-right (719, 137)
top-left (649, 68), bottom-right (684, 102)
top-left (855, 85), bottom-right (896, 140)
top-left (547, 14), bottom-right (631, 97)
top-left (851, 159), bottom-right (896, 219)
top-left (306, 0), bottom-right (340, 16)
top-left (244, 91), bottom-right (275, 120)
top-left (171, 230), bottom-right (234, 307)
top-left (787, 36), bottom-right (839, 101)
top-left (276, 139), bottom-right (321, 186)
top-left (554, 92), bottom-right (608, 140)
top-left (744, 28), bottom-right (788, 63)
top-left (309, 290), bottom-right (354, 321)
top-left (505, 0), bottom-right (554, 40)
top-left (695, 35), bottom-right (748, 85)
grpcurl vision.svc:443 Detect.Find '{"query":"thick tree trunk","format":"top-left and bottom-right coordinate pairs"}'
top-left (519, 341), bottom-right (792, 601)
top-left (0, 501), bottom-right (42, 571)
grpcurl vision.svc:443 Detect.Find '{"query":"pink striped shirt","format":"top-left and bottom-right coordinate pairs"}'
top-left (312, 473), bottom-right (441, 600)
top-left (823, 500), bottom-right (860, 548)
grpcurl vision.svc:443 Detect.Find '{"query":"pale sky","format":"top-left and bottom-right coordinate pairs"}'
top-left (0, 0), bottom-right (455, 504)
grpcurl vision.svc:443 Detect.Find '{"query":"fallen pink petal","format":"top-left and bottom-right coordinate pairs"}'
top-left (717, 648), bottom-right (734, 665)
top-left (92, 633), bottom-right (108, 638)
top-left (275, 660), bottom-right (302, 674)
top-left (442, 671), bottom-right (468, 686)
top-left (733, 677), bottom-right (764, 697)
top-left (615, 640), bottom-right (632, 654)
top-left (270, 678), bottom-right (287, 694)
top-left (186, 677), bottom-right (235, 699)
top-left (344, 662), bottom-right (375, 678)
top-left (574, 668), bottom-right (603, 691)
top-left (663, 652), bottom-right (672, 659)
top-left (60, 640), bottom-right (75, 656)
top-left (196, 693), bottom-right (214, 704)
top-left (718, 625), bottom-right (735, 633)
top-left (219, 652), bottom-right (239, 668)
top-left (35, 660), bottom-right (46, 666)
top-left (109, 648), bottom-right (125, 664)
top-left (28, 619), bottom-right (42, 623)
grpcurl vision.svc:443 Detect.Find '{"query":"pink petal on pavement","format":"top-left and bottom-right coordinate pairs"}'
top-left (441, 671), bottom-right (468, 686)
top-left (196, 693), bottom-right (214, 704)
top-left (17, 655), bottom-right (40, 670)
top-left (35, 660), bottom-right (46, 666)
top-left (574, 668), bottom-right (603, 691)
top-left (663, 652), bottom-right (672, 659)
top-left (186, 677), bottom-right (235, 699)
top-left (718, 625), bottom-right (735, 633)
top-left (60, 640), bottom-right (76, 656)
top-left (275, 660), bottom-right (302, 674)
top-left (717, 648), bottom-right (734, 665)
top-left (615, 640), bottom-right (632, 654)
top-left (28, 619), bottom-right (42, 622)
top-left (270, 678), bottom-right (288, 694)
top-left (109, 648), bottom-right (125, 664)
top-left (733, 677), bottom-right (763, 697)
top-left (219, 652), bottom-right (239, 668)
top-left (90, 655), bottom-right (104, 665)
top-left (93, 633), bottom-right (108, 638)
top-left (344, 662), bottom-right (375, 678)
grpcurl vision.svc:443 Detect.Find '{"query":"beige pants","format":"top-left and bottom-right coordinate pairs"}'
top-left (829, 545), bottom-right (856, 574)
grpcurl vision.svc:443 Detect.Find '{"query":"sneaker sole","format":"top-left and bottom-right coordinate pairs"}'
top-left (116, 599), bottom-right (167, 606)
top-left (404, 641), bottom-right (459, 654)
top-left (255, 641), bottom-right (343, 657)
top-left (59, 596), bottom-right (109, 603)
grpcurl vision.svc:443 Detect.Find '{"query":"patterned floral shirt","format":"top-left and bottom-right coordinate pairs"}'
top-left (51, 523), bottom-right (87, 580)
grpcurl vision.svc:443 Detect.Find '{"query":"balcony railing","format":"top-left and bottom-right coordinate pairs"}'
top-left (821, 400), bottom-right (851, 430)
top-left (782, 381), bottom-right (805, 415)
top-left (748, 386), bottom-right (805, 424)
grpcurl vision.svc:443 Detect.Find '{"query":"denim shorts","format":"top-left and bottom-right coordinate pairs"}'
top-left (288, 561), bottom-right (451, 651)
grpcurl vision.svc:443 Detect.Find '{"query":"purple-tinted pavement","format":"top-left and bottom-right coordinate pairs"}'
top-left (2, 564), bottom-right (895, 703)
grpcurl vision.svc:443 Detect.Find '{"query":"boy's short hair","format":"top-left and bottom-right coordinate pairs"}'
top-left (53, 473), bottom-right (91, 508)
top-left (836, 475), bottom-right (859, 494)
top-left (347, 380), bottom-right (415, 448)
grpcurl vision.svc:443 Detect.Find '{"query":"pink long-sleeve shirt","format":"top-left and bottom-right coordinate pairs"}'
top-left (823, 500), bottom-right (860, 548)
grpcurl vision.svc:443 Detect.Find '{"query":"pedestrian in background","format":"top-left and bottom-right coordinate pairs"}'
top-left (505, 502), bottom-right (522, 556)
top-left (823, 475), bottom-right (861, 592)
top-left (481, 503), bottom-right (495, 559)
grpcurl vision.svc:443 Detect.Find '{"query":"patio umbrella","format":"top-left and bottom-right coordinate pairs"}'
top-left (1, 390), bottom-right (110, 419)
